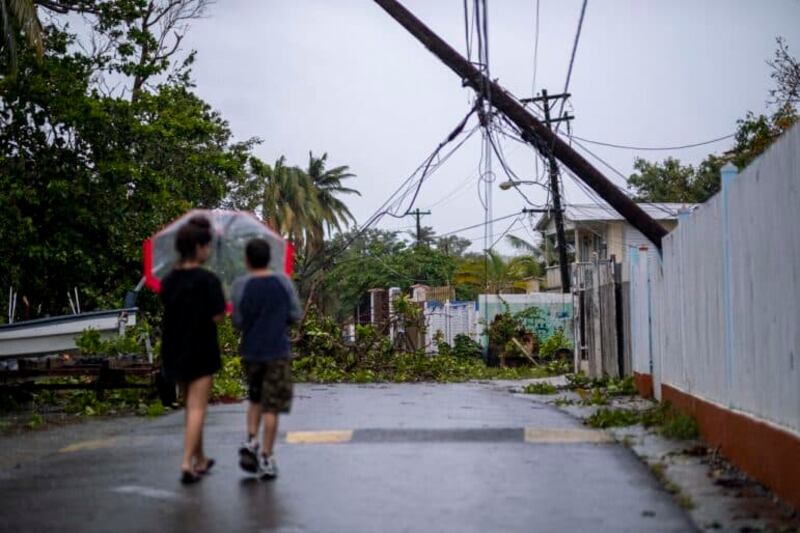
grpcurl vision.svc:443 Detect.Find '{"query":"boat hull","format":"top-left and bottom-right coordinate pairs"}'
top-left (0, 309), bottom-right (137, 358)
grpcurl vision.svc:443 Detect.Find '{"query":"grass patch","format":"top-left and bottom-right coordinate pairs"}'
top-left (144, 402), bottom-right (166, 417)
top-left (660, 413), bottom-right (699, 440)
top-left (584, 402), bottom-right (699, 439)
top-left (577, 387), bottom-right (610, 406)
top-left (648, 462), bottom-right (695, 510)
top-left (606, 376), bottom-right (636, 396)
top-left (641, 402), bottom-right (699, 440)
top-left (26, 413), bottom-right (44, 430)
top-left (586, 407), bottom-right (640, 428)
top-left (523, 382), bottom-right (558, 395)
top-left (553, 396), bottom-right (575, 407)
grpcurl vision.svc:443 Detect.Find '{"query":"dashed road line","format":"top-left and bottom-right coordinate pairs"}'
top-left (285, 430), bottom-right (354, 444)
top-left (523, 427), bottom-right (613, 444)
top-left (59, 437), bottom-right (118, 453)
top-left (282, 428), bottom-right (612, 445)
top-left (112, 485), bottom-right (182, 501)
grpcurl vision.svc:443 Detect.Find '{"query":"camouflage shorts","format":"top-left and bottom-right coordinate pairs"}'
top-left (246, 359), bottom-right (293, 413)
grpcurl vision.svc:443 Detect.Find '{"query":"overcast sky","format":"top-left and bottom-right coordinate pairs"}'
top-left (182, 0), bottom-right (800, 252)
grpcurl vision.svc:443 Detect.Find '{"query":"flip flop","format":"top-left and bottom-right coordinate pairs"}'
top-left (180, 470), bottom-right (202, 485)
top-left (197, 458), bottom-right (215, 475)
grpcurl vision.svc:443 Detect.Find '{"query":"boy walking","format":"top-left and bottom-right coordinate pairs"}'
top-left (232, 238), bottom-right (300, 479)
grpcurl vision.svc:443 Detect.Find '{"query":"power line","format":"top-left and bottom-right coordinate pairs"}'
top-left (486, 128), bottom-right (548, 208)
top-left (531, 0), bottom-right (540, 96)
top-left (569, 133), bottom-right (736, 151)
top-left (438, 211), bottom-right (522, 238)
top-left (463, 0), bottom-right (472, 59)
top-left (301, 110), bottom-right (479, 278)
top-left (490, 216), bottom-right (521, 249)
top-left (391, 111), bottom-right (478, 217)
top-left (554, 0), bottom-right (588, 135)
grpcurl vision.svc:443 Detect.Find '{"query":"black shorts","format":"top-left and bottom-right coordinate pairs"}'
top-left (246, 359), bottom-right (293, 413)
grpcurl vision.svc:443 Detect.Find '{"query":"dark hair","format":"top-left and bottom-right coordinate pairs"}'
top-left (175, 215), bottom-right (213, 261)
top-left (245, 238), bottom-right (271, 269)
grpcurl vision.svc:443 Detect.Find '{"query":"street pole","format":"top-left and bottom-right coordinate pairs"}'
top-left (539, 89), bottom-right (571, 293)
top-left (412, 208), bottom-right (431, 247)
top-left (372, 0), bottom-right (667, 250)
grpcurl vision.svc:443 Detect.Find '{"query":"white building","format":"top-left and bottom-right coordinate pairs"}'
top-left (534, 203), bottom-right (697, 290)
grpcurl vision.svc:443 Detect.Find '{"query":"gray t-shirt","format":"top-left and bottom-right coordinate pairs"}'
top-left (231, 272), bottom-right (301, 330)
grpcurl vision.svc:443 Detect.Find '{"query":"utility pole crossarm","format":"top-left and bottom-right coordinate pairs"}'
top-left (373, 0), bottom-right (668, 250)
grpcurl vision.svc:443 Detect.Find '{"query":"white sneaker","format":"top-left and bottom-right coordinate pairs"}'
top-left (238, 439), bottom-right (259, 473)
top-left (258, 454), bottom-right (278, 479)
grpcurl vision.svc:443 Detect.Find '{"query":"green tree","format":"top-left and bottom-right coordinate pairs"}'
top-left (454, 250), bottom-right (529, 297)
top-left (318, 229), bottom-right (458, 320)
top-left (305, 151), bottom-right (359, 260)
top-left (247, 156), bottom-right (319, 249)
top-left (436, 234), bottom-right (471, 257)
top-left (628, 157), bottom-right (716, 203)
top-left (320, 229), bottom-right (406, 320)
top-left (628, 38), bottom-right (798, 204)
top-left (407, 225), bottom-right (436, 247)
top-left (0, 23), bottom-right (252, 314)
top-left (306, 152), bottom-right (359, 233)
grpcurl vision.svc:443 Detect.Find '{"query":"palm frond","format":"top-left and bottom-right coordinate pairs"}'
top-left (10, 0), bottom-right (42, 56)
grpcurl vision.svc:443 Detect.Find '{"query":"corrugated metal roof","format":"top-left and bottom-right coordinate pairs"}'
top-left (534, 203), bottom-right (698, 230)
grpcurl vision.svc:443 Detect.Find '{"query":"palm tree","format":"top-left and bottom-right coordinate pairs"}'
top-left (407, 225), bottom-right (436, 247)
top-left (306, 152), bottom-right (359, 237)
top-left (505, 234), bottom-right (543, 259)
top-left (253, 156), bottom-right (320, 249)
top-left (454, 250), bottom-right (529, 295)
top-left (1, 0), bottom-right (44, 71)
top-left (505, 234), bottom-right (546, 278)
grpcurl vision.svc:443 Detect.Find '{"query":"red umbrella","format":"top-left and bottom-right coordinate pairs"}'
top-left (143, 209), bottom-right (294, 301)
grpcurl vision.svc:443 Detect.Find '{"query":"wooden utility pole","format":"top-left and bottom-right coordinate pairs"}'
top-left (413, 208), bottom-right (431, 246)
top-left (531, 89), bottom-right (572, 293)
top-left (373, 0), bottom-right (668, 250)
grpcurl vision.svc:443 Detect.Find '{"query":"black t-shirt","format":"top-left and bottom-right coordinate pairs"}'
top-left (159, 267), bottom-right (226, 381)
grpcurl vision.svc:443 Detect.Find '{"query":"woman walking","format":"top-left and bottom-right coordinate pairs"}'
top-left (159, 216), bottom-right (226, 484)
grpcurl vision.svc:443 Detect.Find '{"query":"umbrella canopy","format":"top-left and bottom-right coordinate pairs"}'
top-left (143, 210), bottom-right (293, 300)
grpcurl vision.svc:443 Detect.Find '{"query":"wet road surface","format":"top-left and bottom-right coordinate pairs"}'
top-left (0, 382), bottom-right (695, 532)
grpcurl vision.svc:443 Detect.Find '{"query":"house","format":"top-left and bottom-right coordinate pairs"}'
top-left (409, 284), bottom-right (455, 303)
top-left (522, 276), bottom-right (544, 294)
top-left (534, 203), bottom-right (697, 290)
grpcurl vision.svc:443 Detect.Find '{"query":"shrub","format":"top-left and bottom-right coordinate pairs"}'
top-left (452, 334), bottom-right (482, 358)
top-left (523, 382), bottom-right (558, 395)
top-left (75, 323), bottom-right (150, 356)
top-left (586, 407), bottom-right (640, 428)
top-left (641, 402), bottom-right (699, 440)
top-left (539, 328), bottom-right (572, 360)
top-left (211, 355), bottom-right (246, 401)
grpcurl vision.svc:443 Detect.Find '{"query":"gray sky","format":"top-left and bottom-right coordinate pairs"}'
top-left (183, 0), bottom-right (800, 252)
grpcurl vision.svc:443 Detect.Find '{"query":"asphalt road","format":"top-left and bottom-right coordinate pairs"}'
top-left (0, 382), bottom-right (695, 532)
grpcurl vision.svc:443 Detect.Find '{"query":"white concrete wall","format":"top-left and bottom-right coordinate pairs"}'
top-left (628, 246), bottom-right (652, 376)
top-left (631, 124), bottom-right (800, 435)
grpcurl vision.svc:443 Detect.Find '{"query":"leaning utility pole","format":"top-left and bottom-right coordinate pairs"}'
top-left (529, 89), bottom-right (572, 293)
top-left (373, 0), bottom-right (667, 250)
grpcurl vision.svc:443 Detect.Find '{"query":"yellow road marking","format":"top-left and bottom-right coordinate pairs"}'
top-left (59, 437), bottom-right (118, 453)
top-left (524, 427), bottom-right (613, 444)
top-left (285, 430), bottom-right (353, 444)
